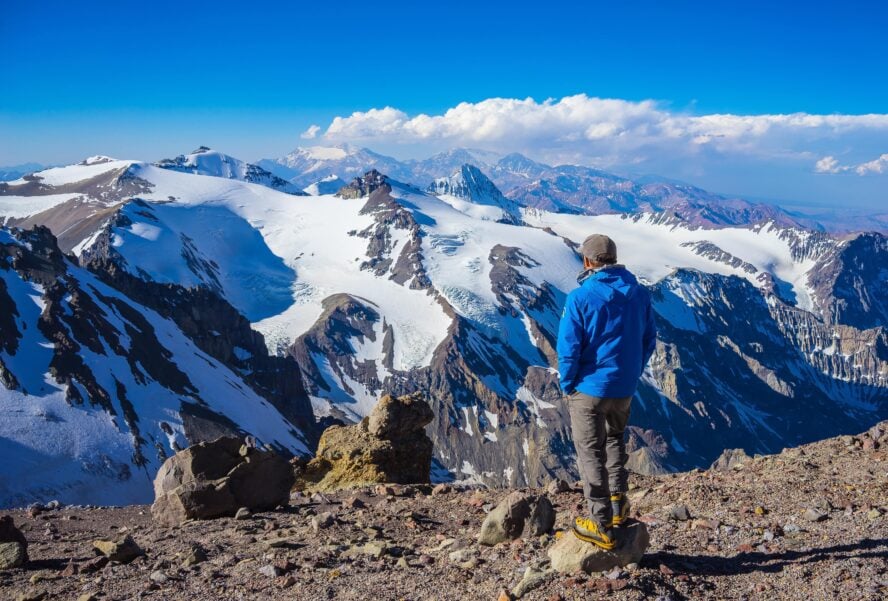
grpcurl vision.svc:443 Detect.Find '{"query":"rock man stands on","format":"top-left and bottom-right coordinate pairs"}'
top-left (556, 234), bottom-right (657, 550)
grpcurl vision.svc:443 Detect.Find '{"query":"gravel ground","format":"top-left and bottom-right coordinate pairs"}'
top-left (1, 424), bottom-right (886, 601)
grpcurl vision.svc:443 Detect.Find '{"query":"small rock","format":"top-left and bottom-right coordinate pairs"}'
top-left (234, 507), bottom-right (251, 521)
top-left (396, 557), bottom-right (409, 568)
top-left (669, 505), bottom-right (691, 521)
top-left (259, 564), bottom-right (283, 578)
top-left (16, 593), bottom-right (46, 601)
top-left (802, 508), bottom-right (828, 522)
top-left (149, 570), bottom-right (168, 584)
top-left (497, 589), bottom-right (512, 601)
top-left (432, 483), bottom-right (451, 496)
top-left (181, 544), bottom-right (208, 566)
top-left (546, 479), bottom-right (570, 495)
top-left (605, 567), bottom-right (626, 580)
top-left (310, 492), bottom-right (332, 504)
top-left (76, 594), bottom-right (99, 601)
top-left (343, 497), bottom-right (365, 509)
top-left (867, 508), bottom-right (882, 520)
top-left (60, 560), bottom-right (78, 577)
top-left (311, 511), bottom-right (334, 532)
top-left (93, 535), bottom-right (142, 563)
top-left (79, 556), bottom-right (109, 574)
top-left (511, 566), bottom-right (554, 598)
top-left (26, 504), bottom-right (43, 519)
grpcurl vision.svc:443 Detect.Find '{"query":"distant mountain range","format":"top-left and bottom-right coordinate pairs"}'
top-left (0, 146), bottom-right (885, 505)
top-left (257, 144), bottom-right (885, 234)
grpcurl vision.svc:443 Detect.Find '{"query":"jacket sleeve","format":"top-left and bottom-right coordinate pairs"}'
top-left (557, 292), bottom-right (585, 394)
top-left (641, 297), bottom-right (657, 367)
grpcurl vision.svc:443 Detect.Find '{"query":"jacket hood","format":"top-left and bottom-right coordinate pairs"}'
top-left (581, 265), bottom-right (639, 303)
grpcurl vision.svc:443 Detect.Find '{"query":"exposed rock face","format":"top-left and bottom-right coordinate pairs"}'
top-left (0, 225), bottom-right (312, 507)
top-left (294, 394), bottom-right (434, 492)
top-left (336, 169), bottom-right (389, 199)
top-left (478, 492), bottom-right (556, 545)
top-left (0, 516), bottom-right (28, 569)
top-left (82, 232), bottom-right (317, 440)
top-left (151, 437), bottom-right (295, 526)
top-left (548, 522), bottom-right (649, 573)
top-left (710, 448), bottom-right (752, 471)
top-left (427, 164), bottom-right (523, 224)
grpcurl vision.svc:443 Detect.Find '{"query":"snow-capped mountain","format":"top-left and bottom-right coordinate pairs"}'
top-left (1, 152), bottom-right (885, 502)
top-left (259, 146), bottom-right (827, 231)
top-left (304, 174), bottom-right (347, 196)
top-left (156, 146), bottom-right (305, 195)
top-left (0, 226), bottom-right (313, 507)
top-left (427, 164), bottom-right (523, 224)
top-left (257, 144), bottom-right (413, 189)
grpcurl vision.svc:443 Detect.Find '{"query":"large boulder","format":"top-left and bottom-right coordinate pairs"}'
top-left (548, 521), bottom-right (649, 573)
top-left (478, 492), bottom-right (556, 546)
top-left (0, 515), bottom-right (27, 569)
top-left (294, 393), bottom-right (434, 492)
top-left (151, 437), bottom-right (294, 526)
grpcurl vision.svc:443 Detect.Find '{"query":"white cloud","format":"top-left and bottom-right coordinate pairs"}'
top-left (855, 153), bottom-right (888, 175)
top-left (300, 124), bottom-right (321, 140)
top-left (313, 94), bottom-right (888, 171)
top-left (814, 153), bottom-right (888, 176)
top-left (815, 156), bottom-right (845, 174)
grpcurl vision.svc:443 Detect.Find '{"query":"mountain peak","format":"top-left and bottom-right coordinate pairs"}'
top-left (428, 164), bottom-right (522, 223)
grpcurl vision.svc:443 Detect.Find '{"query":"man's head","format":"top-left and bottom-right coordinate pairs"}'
top-left (581, 234), bottom-right (617, 270)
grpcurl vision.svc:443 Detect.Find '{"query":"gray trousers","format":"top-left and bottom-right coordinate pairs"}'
top-left (568, 392), bottom-right (631, 526)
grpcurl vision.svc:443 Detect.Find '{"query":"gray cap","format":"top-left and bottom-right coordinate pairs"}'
top-left (581, 234), bottom-right (617, 263)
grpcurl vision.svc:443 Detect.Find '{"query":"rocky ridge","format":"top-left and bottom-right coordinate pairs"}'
top-left (0, 422), bottom-right (884, 600)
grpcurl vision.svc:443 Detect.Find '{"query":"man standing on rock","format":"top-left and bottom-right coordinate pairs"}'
top-left (557, 234), bottom-right (657, 549)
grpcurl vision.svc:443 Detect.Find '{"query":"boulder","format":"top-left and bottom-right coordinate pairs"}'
top-left (367, 393), bottom-right (434, 439)
top-left (478, 492), bottom-right (556, 545)
top-left (548, 522), bottom-right (649, 574)
top-left (92, 535), bottom-right (143, 563)
top-left (151, 437), bottom-right (294, 526)
top-left (294, 394), bottom-right (434, 492)
top-left (0, 516), bottom-right (28, 569)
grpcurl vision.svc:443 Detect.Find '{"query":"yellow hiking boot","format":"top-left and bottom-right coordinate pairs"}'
top-left (572, 517), bottom-right (617, 550)
top-left (610, 492), bottom-right (630, 527)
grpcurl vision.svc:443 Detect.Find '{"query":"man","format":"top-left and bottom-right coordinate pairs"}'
top-left (557, 234), bottom-right (657, 549)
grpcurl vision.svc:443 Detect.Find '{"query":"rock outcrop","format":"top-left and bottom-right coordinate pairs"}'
top-left (548, 522), bottom-right (649, 573)
top-left (151, 437), bottom-right (294, 526)
top-left (293, 393), bottom-right (434, 492)
top-left (0, 516), bottom-right (28, 569)
top-left (710, 447), bottom-right (752, 471)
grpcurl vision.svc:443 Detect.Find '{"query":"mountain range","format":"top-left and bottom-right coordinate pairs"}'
top-left (0, 145), bottom-right (885, 506)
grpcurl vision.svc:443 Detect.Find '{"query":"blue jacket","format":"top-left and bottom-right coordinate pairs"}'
top-left (557, 266), bottom-right (657, 398)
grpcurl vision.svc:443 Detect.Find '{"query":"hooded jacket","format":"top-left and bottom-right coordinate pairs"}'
top-left (557, 265), bottom-right (657, 398)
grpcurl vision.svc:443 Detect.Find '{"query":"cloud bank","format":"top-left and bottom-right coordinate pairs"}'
top-left (303, 95), bottom-right (888, 178)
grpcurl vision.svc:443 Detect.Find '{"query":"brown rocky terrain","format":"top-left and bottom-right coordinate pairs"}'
top-left (1, 422), bottom-right (886, 601)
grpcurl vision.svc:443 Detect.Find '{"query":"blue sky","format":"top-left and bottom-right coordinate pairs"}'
top-left (2, 0), bottom-right (886, 210)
